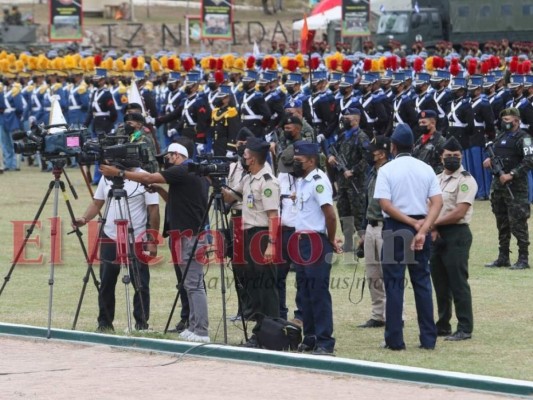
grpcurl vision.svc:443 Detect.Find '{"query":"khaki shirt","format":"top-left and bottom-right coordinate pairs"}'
top-left (436, 166), bottom-right (477, 224)
top-left (233, 164), bottom-right (279, 230)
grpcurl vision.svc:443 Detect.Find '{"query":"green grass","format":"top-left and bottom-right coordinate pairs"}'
top-left (0, 164), bottom-right (532, 381)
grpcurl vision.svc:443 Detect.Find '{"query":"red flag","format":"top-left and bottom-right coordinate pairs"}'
top-left (300, 14), bottom-right (309, 53)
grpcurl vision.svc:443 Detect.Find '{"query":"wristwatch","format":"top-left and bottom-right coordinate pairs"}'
top-left (118, 170), bottom-right (126, 178)
top-left (510, 171), bottom-right (516, 178)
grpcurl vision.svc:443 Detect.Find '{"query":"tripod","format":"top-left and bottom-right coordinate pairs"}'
top-left (0, 159), bottom-right (99, 339)
top-left (164, 177), bottom-right (248, 344)
top-left (72, 175), bottom-right (147, 333)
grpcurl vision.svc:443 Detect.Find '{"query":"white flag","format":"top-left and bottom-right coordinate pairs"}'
top-left (127, 81), bottom-right (146, 115)
top-left (414, 1), bottom-right (420, 13)
top-left (253, 41), bottom-right (260, 57)
top-left (48, 98), bottom-right (67, 134)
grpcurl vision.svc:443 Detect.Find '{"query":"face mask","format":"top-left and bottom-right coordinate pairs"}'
top-left (431, 82), bottom-right (440, 90)
top-left (511, 89), bottom-right (519, 98)
top-left (236, 145), bottom-right (245, 157)
top-left (452, 91), bottom-right (462, 100)
top-left (419, 125), bottom-right (431, 135)
top-left (283, 130), bottom-right (294, 138)
top-left (328, 84), bottom-right (337, 92)
top-left (164, 158), bottom-right (173, 169)
top-left (184, 86), bottom-right (193, 95)
top-left (502, 121), bottom-right (514, 131)
top-left (468, 90), bottom-right (478, 98)
top-left (291, 160), bottom-right (305, 178)
top-left (443, 156), bottom-right (461, 172)
top-left (208, 83), bottom-right (217, 91)
top-left (339, 87), bottom-right (349, 96)
top-left (125, 124), bottom-right (135, 136)
top-left (414, 86), bottom-right (423, 94)
top-left (230, 76), bottom-right (237, 83)
top-left (245, 82), bottom-right (255, 92)
top-left (391, 87), bottom-right (399, 95)
top-left (286, 86), bottom-right (295, 95)
top-left (342, 120), bottom-right (352, 130)
top-left (484, 88), bottom-right (492, 96)
top-left (365, 152), bottom-right (375, 167)
top-left (258, 85), bottom-right (267, 93)
top-left (241, 157), bottom-right (250, 171)
top-left (213, 98), bottom-right (223, 108)
top-left (311, 84), bottom-right (318, 93)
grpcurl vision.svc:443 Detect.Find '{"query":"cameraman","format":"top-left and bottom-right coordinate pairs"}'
top-left (120, 112), bottom-right (159, 173)
top-left (74, 159), bottom-right (160, 332)
top-left (100, 138), bottom-right (211, 343)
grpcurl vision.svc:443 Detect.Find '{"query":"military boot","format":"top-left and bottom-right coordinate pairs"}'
top-left (484, 252), bottom-right (511, 268)
top-left (510, 252), bottom-right (530, 270)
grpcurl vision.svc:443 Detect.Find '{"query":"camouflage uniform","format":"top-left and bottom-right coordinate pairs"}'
top-left (115, 123), bottom-right (159, 173)
top-left (413, 130), bottom-right (446, 174)
top-left (489, 129), bottom-right (533, 266)
top-left (330, 127), bottom-right (369, 248)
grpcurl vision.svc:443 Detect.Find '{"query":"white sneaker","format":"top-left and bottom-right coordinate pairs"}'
top-left (188, 333), bottom-right (211, 343)
top-left (179, 329), bottom-right (194, 340)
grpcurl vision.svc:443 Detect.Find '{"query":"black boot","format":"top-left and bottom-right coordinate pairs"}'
top-left (510, 252), bottom-right (530, 270)
top-left (484, 252), bottom-right (510, 268)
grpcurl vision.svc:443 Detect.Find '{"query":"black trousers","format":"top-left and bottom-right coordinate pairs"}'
top-left (168, 239), bottom-right (190, 323)
top-left (98, 236), bottom-right (150, 329)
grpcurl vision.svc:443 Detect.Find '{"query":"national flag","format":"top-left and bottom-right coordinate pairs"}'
top-left (300, 14), bottom-right (309, 53)
top-left (48, 98), bottom-right (67, 134)
top-left (253, 41), bottom-right (260, 57)
top-left (127, 81), bottom-right (146, 115)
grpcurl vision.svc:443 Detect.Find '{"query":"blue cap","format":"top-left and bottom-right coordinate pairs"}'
top-left (451, 77), bottom-right (467, 90)
top-left (391, 71), bottom-right (405, 85)
top-left (329, 71), bottom-right (343, 83)
top-left (284, 98), bottom-right (303, 109)
top-left (294, 140), bottom-right (320, 156)
top-left (360, 73), bottom-right (379, 85)
top-left (509, 74), bottom-right (525, 88)
top-left (493, 69), bottom-right (504, 80)
top-left (133, 70), bottom-right (146, 80)
top-left (482, 75), bottom-right (496, 87)
top-left (168, 71), bottom-right (182, 83)
top-left (418, 110), bottom-right (438, 120)
top-left (47, 50), bottom-right (58, 59)
top-left (342, 107), bottom-right (361, 116)
top-left (339, 74), bottom-right (356, 87)
top-left (105, 50), bottom-right (118, 59)
top-left (468, 75), bottom-right (483, 89)
top-left (242, 69), bottom-right (258, 82)
top-left (431, 69), bottom-right (450, 81)
top-left (285, 73), bottom-right (302, 84)
top-left (402, 69), bottom-right (414, 80)
top-left (524, 75), bottom-right (533, 88)
top-left (258, 70), bottom-right (277, 83)
top-left (134, 50), bottom-right (144, 57)
top-left (310, 70), bottom-right (328, 82)
top-left (93, 67), bottom-right (107, 79)
top-left (185, 71), bottom-right (201, 84)
top-left (216, 84), bottom-right (232, 97)
top-left (381, 69), bottom-right (394, 79)
top-left (391, 124), bottom-right (414, 146)
top-left (245, 136), bottom-right (270, 155)
top-left (414, 72), bottom-right (431, 85)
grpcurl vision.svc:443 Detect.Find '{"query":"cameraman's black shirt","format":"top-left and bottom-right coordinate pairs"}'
top-left (160, 164), bottom-right (209, 236)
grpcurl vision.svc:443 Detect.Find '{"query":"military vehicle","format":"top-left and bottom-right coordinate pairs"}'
top-left (374, 0), bottom-right (533, 48)
top-left (0, 24), bottom-right (38, 50)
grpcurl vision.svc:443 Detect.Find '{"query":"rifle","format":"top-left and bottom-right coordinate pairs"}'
top-left (329, 145), bottom-right (359, 194)
top-left (485, 141), bottom-right (514, 200)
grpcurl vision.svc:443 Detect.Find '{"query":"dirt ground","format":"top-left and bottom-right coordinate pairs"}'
top-left (0, 336), bottom-right (512, 399)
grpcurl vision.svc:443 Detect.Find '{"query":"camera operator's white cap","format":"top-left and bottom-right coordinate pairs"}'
top-left (166, 143), bottom-right (188, 159)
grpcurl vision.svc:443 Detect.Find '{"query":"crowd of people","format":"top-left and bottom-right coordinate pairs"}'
top-left (1, 43), bottom-right (532, 353)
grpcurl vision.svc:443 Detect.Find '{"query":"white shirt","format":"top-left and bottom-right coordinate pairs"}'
top-left (94, 168), bottom-right (159, 241)
top-left (374, 154), bottom-right (441, 217)
top-left (278, 172), bottom-right (298, 228)
top-left (295, 168), bottom-right (333, 233)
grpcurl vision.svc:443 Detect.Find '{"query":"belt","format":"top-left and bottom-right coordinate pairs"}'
top-left (448, 122), bottom-right (468, 128)
top-left (242, 115), bottom-right (262, 120)
top-left (231, 209), bottom-right (242, 217)
top-left (367, 219), bottom-right (383, 227)
top-left (31, 107), bottom-right (40, 111)
top-left (408, 215), bottom-right (426, 220)
top-left (44, 107), bottom-right (51, 111)
top-left (94, 112), bottom-right (110, 117)
top-left (69, 106), bottom-right (81, 110)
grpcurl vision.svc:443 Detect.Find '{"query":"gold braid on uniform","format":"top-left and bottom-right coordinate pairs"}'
top-left (211, 106), bottom-right (238, 126)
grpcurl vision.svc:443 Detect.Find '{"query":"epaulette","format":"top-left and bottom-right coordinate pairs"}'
top-left (144, 81), bottom-right (154, 91)
top-left (77, 84), bottom-right (87, 94)
top-left (313, 174), bottom-right (321, 180)
top-left (39, 83), bottom-right (48, 95)
top-left (118, 82), bottom-right (127, 94)
top-left (461, 170), bottom-right (471, 176)
top-left (11, 87), bottom-right (20, 97)
top-left (279, 85), bottom-right (287, 94)
top-left (263, 173), bottom-right (272, 181)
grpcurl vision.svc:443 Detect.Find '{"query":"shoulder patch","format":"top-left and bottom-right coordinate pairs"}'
top-left (263, 173), bottom-right (272, 181)
top-left (524, 137), bottom-right (532, 146)
top-left (460, 183), bottom-right (469, 192)
top-left (316, 184), bottom-right (324, 193)
top-left (313, 174), bottom-right (321, 180)
top-left (263, 188), bottom-right (272, 197)
top-left (461, 171), bottom-right (471, 176)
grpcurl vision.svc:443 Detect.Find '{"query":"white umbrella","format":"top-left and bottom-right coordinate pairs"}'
top-left (292, 6), bottom-right (341, 30)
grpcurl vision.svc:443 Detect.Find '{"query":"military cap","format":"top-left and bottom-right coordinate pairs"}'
top-left (245, 136), bottom-right (270, 155)
top-left (342, 107), bottom-right (361, 116)
top-left (294, 140), bottom-right (319, 155)
top-left (368, 135), bottom-right (391, 153)
top-left (442, 136), bottom-right (463, 152)
top-left (124, 103), bottom-right (143, 112)
top-left (339, 74), bottom-right (356, 87)
top-left (284, 115), bottom-right (303, 126)
top-left (418, 110), bottom-right (438, 120)
top-left (278, 145), bottom-right (295, 173)
top-left (500, 107), bottom-right (520, 118)
top-left (236, 127), bottom-right (254, 141)
top-left (391, 123), bottom-right (414, 146)
top-left (124, 112), bottom-right (145, 124)
top-left (215, 84), bottom-right (232, 98)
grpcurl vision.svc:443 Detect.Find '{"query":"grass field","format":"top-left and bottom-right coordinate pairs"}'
top-left (0, 164), bottom-right (532, 381)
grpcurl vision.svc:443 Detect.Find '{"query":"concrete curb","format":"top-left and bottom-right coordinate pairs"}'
top-left (0, 322), bottom-right (532, 397)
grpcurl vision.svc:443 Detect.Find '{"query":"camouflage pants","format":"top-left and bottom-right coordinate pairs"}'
top-left (490, 188), bottom-right (530, 255)
top-left (336, 187), bottom-right (366, 251)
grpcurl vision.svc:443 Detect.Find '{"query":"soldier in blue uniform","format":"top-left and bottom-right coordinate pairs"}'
top-left (391, 71), bottom-right (418, 131)
top-left (259, 70), bottom-right (286, 136)
top-left (412, 72), bottom-right (438, 138)
top-left (2, 72), bottom-right (23, 171)
top-left (484, 75), bottom-right (504, 129)
top-left (135, 71), bottom-right (157, 120)
top-left (158, 71), bottom-right (185, 144)
top-left (430, 69), bottom-right (452, 132)
top-left (357, 73), bottom-right (388, 138)
top-left (494, 70), bottom-right (512, 108)
top-left (334, 73), bottom-right (360, 127)
top-left (446, 77), bottom-right (474, 156)
top-left (239, 70), bottom-right (271, 138)
top-left (210, 85), bottom-right (241, 156)
top-left (284, 72), bottom-right (308, 106)
top-left (67, 67), bottom-right (89, 128)
top-left (303, 70), bottom-right (336, 145)
top-left (467, 75), bottom-right (495, 199)
top-left (30, 71), bottom-right (47, 126)
top-left (506, 74), bottom-right (533, 136)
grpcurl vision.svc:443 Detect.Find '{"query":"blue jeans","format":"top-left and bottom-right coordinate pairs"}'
top-left (1, 123), bottom-right (17, 169)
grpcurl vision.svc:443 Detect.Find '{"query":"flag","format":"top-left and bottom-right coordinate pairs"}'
top-left (414, 1), bottom-right (420, 13)
top-left (300, 14), bottom-right (309, 53)
top-left (253, 41), bottom-right (260, 57)
top-left (380, 4), bottom-right (385, 13)
top-left (127, 81), bottom-right (146, 115)
top-left (48, 98), bottom-right (67, 134)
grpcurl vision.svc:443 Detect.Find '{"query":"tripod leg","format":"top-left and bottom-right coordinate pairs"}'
top-left (47, 181), bottom-right (61, 339)
top-left (0, 180), bottom-right (55, 298)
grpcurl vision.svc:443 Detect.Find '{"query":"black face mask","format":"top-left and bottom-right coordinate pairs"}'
top-left (258, 85), bottom-right (267, 93)
top-left (419, 125), bottom-right (431, 135)
top-left (208, 83), bottom-right (217, 91)
top-left (431, 82), bottom-right (441, 90)
top-left (484, 88), bottom-right (492, 96)
top-left (236, 145), bottom-right (245, 157)
top-left (339, 87), bottom-right (349, 96)
top-left (184, 87), bottom-right (193, 95)
top-left (511, 89), bottom-right (519, 98)
top-left (311, 84), bottom-right (318, 93)
top-left (443, 156), bottom-right (461, 172)
top-left (286, 86), bottom-right (296, 95)
top-left (391, 87), bottom-right (399, 95)
top-left (245, 82), bottom-right (255, 92)
top-left (283, 130), bottom-right (294, 138)
top-left (241, 157), bottom-right (250, 171)
top-left (124, 124), bottom-right (135, 136)
top-left (415, 86), bottom-right (423, 95)
top-left (291, 160), bottom-right (305, 178)
top-left (213, 98), bottom-right (223, 108)
top-left (230, 76), bottom-right (237, 83)
top-left (468, 90), bottom-right (478, 98)
top-left (502, 121), bottom-right (514, 131)
top-left (164, 158), bottom-right (173, 169)
top-left (328, 84), bottom-right (337, 92)
top-left (365, 152), bottom-right (375, 167)
top-left (342, 120), bottom-right (352, 131)
top-left (452, 91), bottom-right (462, 100)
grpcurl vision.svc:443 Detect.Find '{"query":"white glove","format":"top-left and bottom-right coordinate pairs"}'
top-left (316, 133), bottom-right (326, 144)
top-left (51, 94), bottom-right (60, 102)
top-left (145, 115), bottom-right (155, 125)
top-left (167, 128), bottom-right (177, 138)
top-left (28, 116), bottom-right (36, 126)
top-left (265, 132), bottom-right (274, 142)
top-left (196, 143), bottom-right (205, 154)
top-left (226, 150), bottom-right (235, 157)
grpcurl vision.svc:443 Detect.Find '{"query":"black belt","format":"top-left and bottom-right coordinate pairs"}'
top-left (367, 219), bottom-right (383, 227)
top-left (408, 215), bottom-right (426, 220)
top-left (231, 209), bottom-right (242, 217)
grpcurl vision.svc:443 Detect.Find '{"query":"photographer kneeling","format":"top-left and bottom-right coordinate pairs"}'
top-left (74, 153), bottom-right (160, 332)
top-left (100, 138), bottom-right (210, 343)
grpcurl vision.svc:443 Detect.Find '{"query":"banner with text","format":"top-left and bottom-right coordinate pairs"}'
top-left (201, 0), bottom-right (233, 40)
top-left (341, 0), bottom-right (370, 37)
top-left (49, 0), bottom-right (83, 42)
